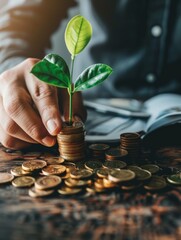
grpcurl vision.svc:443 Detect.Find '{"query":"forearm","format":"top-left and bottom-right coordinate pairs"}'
top-left (0, 0), bottom-right (76, 73)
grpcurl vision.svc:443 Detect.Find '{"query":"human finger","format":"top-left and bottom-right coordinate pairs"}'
top-left (0, 124), bottom-right (31, 149)
top-left (0, 96), bottom-right (37, 143)
top-left (26, 73), bottom-right (62, 136)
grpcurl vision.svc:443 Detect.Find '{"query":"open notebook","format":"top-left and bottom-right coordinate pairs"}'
top-left (84, 93), bottom-right (181, 147)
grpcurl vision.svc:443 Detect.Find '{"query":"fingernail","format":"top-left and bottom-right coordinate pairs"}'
top-left (42, 136), bottom-right (55, 146)
top-left (47, 120), bottom-right (57, 134)
top-left (74, 115), bottom-right (83, 122)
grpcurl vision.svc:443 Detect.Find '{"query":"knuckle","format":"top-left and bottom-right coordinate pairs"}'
top-left (34, 84), bottom-right (55, 102)
top-left (28, 125), bottom-right (43, 141)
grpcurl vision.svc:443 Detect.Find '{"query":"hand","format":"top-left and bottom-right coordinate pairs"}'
top-left (0, 58), bottom-right (86, 149)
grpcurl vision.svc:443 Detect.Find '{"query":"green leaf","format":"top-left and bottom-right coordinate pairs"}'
top-left (31, 60), bottom-right (69, 88)
top-left (74, 64), bottom-right (113, 92)
top-left (65, 15), bottom-right (92, 57)
top-left (44, 53), bottom-right (70, 79)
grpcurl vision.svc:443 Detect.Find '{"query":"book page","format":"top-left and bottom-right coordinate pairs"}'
top-left (144, 93), bottom-right (181, 133)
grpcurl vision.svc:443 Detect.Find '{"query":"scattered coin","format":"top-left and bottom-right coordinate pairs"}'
top-left (96, 168), bottom-right (111, 178)
top-left (10, 166), bottom-right (31, 177)
top-left (70, 169), bottom-right (93, 179)
top-left (65, 178), bottom-right (92, 188)
top-left (35, 175), bottom-right (62, 190)
top-left (167, 173), bottom-right (181, 185)
top-left (0, 172), bottom-right (14, 184)
top-left (128, 168), bottom-right (152, 181)
top-left (57, 186), bottom-right (82, 195)
top-left (22, 160), bottom-right (47, 171)
top-left (144, 176), bottom-right (167, 191)
top-left (85, 161), bottom-right (102, 171)
top-left (141, 164), bottom-right (160, 174)
top-left (29, 187), bottom-right (54, 198)
top-left (108, 169), bottom-right (135, 183)
top-left (42, 165), bottom-right (66, 176)
top-left (12, 176), bottom-right (35, 188)
top-left (103, 160), bottom-right (127, 169)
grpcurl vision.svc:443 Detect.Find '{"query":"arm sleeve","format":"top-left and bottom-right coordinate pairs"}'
top-left (0, 0), bottom-right (76, 73)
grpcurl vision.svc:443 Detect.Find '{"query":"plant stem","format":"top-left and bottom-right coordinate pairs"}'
top-left (69, 55), bottom-right (75, 124)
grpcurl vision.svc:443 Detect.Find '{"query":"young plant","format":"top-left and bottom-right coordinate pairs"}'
top-left (31, 15), bottom-right (113, 124)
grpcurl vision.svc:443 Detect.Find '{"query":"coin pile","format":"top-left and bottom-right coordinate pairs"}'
top-left (57, 121), bottom-right (86, 161)
top-left (88, 143), bottom-right (110, 159)
top-left (2, 156), bottom-right (180, 198)
top-left (120, 132), bottom-right (142, 162)
top-left (0, 131), bottom-right (181, 198)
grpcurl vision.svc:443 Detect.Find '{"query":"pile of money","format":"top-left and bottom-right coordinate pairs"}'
top-left (120, 132), bottom-right (142, 162)
top-left (1, 154), bottom-right (180, 198)
top-left (0, 131), bottom-right (181, 198)
top-left (57, 121), bottom-right (86, 161)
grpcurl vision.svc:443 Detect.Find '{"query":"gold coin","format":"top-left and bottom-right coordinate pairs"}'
top-left (105, 148), bottom-right (128, 160)
top-left (35, 175), bottom-right (62, 190)
top-left (127, 165), bottom-right (142, 171)
top-left (108, 169), bottom-right (135, 183)
top-left (89, 144), bottom-right (110, 151)
top-left (0, 172), bottom-right (14, 184)
top-left (103, 178), bottom-right (117, 188)
top-left (63, 162), bottom-right (76, 173)
top-left (45, 157), bottom-right (65, 165)
top-left (42, 165), bottom-right (66, 176)
top-left (29, 187), bottom-right (54, 198)
top-left (61, 171), bottom-right (70, 179)
top-left (94, 179), bottom-right (105, 189)
top-left (120, 132), bottom-right (140, 140)
top-left (167, 173), bottom-right (181, 185)
top-left (12, 176), bottom-right (35, 188)
top-left (86, 187), bottom-right (96, 194)
top-left (58, 121), bottom-right (85, 134)
top-left (70, 169), bottom-right (93, 179)
top-left (57, 132), bottom-right (85, 142)
top-left (144, 176), bottom-right (167, 191)
top-left (129, 168), bottom-right (152, 181)
top-left (57, 186), bottom-right (82, 195)
top-left (141, 164), bottom-right (160, 174)
top-left (64, 178), bottom-right (91, 188)
top-left (10, 166), bottom-right (31, 177)
top-left (103, 160), bottom-right (127, 169)
top-left (96, 168), bottom-right (111, 178)
top-left (84, 161), bottom-right (102, 171)
top-left (22, 160), bottom-right (47, 171)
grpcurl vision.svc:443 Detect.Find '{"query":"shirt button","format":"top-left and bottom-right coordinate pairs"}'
top-left (146, 73), bottom-right (156, 83)
top-left (151, 25), bottom-right (162, 37)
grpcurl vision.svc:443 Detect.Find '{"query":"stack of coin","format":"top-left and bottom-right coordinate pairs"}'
top-left (88, 143), bottom-right (110, 159)
top-left (120, 132), bottom-right (142, 162)
top-left (57, 121), bottom-right (86, 161)
top-left (105, 148), bottom-right (128, 161)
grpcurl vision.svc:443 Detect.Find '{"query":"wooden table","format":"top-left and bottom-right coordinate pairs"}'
top-left (0, 144), bottom-right (181, 240)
